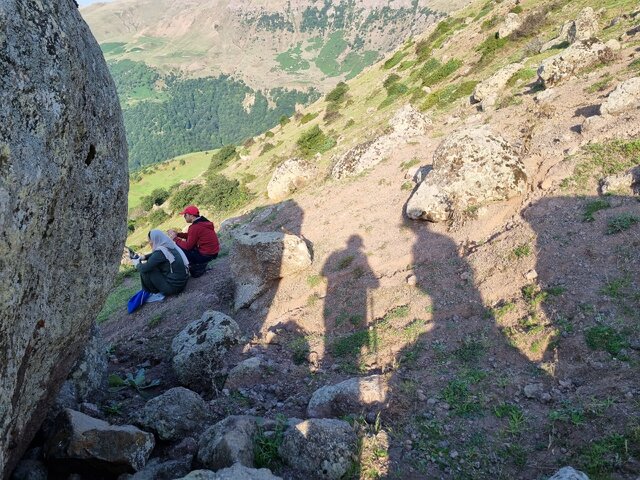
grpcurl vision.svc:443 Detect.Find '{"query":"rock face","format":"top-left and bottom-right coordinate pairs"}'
top-left (599, 77), bottom-right (640, 115)
top-left (230, 230), bottom-right (312, 310)
top-left (498, 13), bottom-right (522, 39)
top-left (548, 466), bottom-right (590, 480)
top-left (172, 312), bottom-right (241, 391)
top-left (538, 40), bottom-right (615, 87)
top-left (600, 166), bottom-right (640, 195)
top-left (331, 105), bottom-right (430, 179)
top-left (267, 158), bottom-right (316, 200)
top-left (0, 1), bottom-right (128, 476)
top-left (68, 324), bottom-right (108, 402)
top-left (197, 416), bottom-right (261, 470)
top-left (406, 127), bottom-right (527, 222)
top-left (279, 419), bottom-right (357, 480)
top-left (44, 409), bottom-right (154, 474)
top-left (307, 375), bottom-right (389, 418)
top-left (567, 7), bottom-right (599, 43)
top-left (140, 387), bottom-right (210, 441)
top-left (472, 63), bottom-right (523, 108)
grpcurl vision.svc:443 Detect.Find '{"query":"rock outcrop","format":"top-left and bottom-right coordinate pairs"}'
top-left (279, 419), bottom-right (357, 480)
top-left (538, 39), bottom-right (615, 87)
top-left (44, 409), bottom-right (154, 474)
top-left (600, 166), bottom-right (640, 195)
top-left (472, 63), bottom-right (523, 109)
top-left (548, 466), bottom-right (590, 480)
top-left (179, 464), bottom-right (282, 480)
top-left (307, 375), bottom-right (389, 418)
top-left (197, 416), bottom-right (261, 470)
top-left (498, 13), bottom-right (522, 39)
top-left (172, 312), bottom-right (241, 391)
top-left (0, 1), bottom-right (128, 476)
top-left (267, 158), bottom-right (316, 200)
top-left (599, 77), bottom-right (640, 115)
top-left (567, 7), bottom-right (599, 43)
top-left (406, 127), bottom-right (527, 222)
top-left (230, 230), bottom-right (312, 310)
top-left (331, 105), bottom-right (430, 179)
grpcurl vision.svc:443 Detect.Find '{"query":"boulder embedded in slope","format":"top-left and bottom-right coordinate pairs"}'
top-left (498, 13), bottom-right (522, 39)
top-left (548, 466), bottom-right (590, 480)
top-left (600, 166), bottom-right (640, 195)
top-left (267, 158), bottom-right (316, 200)
top-left (230, 230), bottom-right (312, 310)
top-left (567, 7), bottom-right (599, 43)
top-left (171, 312), bottom-right (241, 391)
top-left (197, 416), bottom-right (262, 470)
top-left (0, 2), bottom-right (128, 476)
top-left (179, 465), bottom-right (282, 480)
top-left (406, 127), bottom-right (527, 222)
top-left (599, 77), bottom-right (640, 115)
top-left (471, 63), bottom-right (523, 109)
top-left (307, 375), bottom-right (389, 418)
top-left (44, 409), bottom-right (154, 474)
top-left (537, 39), bottom-right (615, 88)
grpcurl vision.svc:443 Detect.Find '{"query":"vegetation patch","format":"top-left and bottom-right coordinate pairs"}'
top-left (296, 125), bottom-right (336, 157)
top-left (254, 416), bottom-right (286, 470)
top-left (419, 59), bottom-right (462, 87)
top-left (383, 51), bottom-right (408, 70)
top-left (582, 199), bottom-right (611, 222)
top-left (206, 145), bottom-right (238, 177)
top-left (300, 112), bottom-right (319, 125)
top-left (585, 325), bottom-right (627, 356)
top-left (606, 214), bottom-right (639, 234)
top-left (420, 81), bottom-right (478, 111)
top-left (476, 35), bottom-right (508, 68)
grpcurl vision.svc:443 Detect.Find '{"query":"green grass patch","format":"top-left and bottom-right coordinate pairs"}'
top-left (476, 35), bottom-right (508, 68)
top-left (454, 336), bottom-right (486, 363)
top-left (506, 68), bottom-right (537, 88)
top-left (513, 243), bottom-right (531, 258)
top-left (315, 30), bottom-right (348, 77)
top-left (585, 325), bottom-right (627, 356)
top-left (583, 199), bottom-right (611, 222)
top-left (276, 42), bottom-right (310, 73)
top-left (419, 81), bottom-right (478, 111)
top-left (383, 51), bottom-right (408, 70)
top-left (579, 428), bottom-right (640, 477)
top-left (566, 139), bottom-right (640, 190)
top-left (299, 112), bottom-right (319, 125)
top-left (307, 275), bottom-right (322, 287)
top-left (441, 378), bottom-right (482, 416)
top-left (332, 330), bottom-right (378, 357)
top-left (585, 74), bottom-right (613, 94)
top-left (420, 59), bottom-right (462, 87)
top-left (425, 17), bottom-right (465, 50)
top-left (296, 125), bottom-right (336, 158)
top-left (384, 305), bottom-right (410, 321)
top-left (606, 214), bottom-right (639, 234)
top-left (97, 283), bottom-right (140, 324)
top-left (254, 416), bottom-right (286, 470)
top-left (326, 82), bottom-right (349, 103)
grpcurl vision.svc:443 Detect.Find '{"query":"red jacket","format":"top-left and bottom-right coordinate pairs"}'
top-left (175, 216), bottom-right (220, 256)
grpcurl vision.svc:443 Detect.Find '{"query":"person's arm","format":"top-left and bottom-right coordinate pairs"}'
top-left (174, 225), bottom-right (198, 251)
top-left (136, 251), bottom-right (165, 273)
top-left (176, 232), bottom-right (188, 239)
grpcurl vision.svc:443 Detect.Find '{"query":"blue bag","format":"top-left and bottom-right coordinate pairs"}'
top-left (127, 289), bottom-right (150, 314)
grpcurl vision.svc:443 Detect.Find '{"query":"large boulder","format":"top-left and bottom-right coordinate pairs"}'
top-left (599, 77), bottom-right (640, 116)
top-left (179, 465), bottom-right (282, 480)
top-left (279, 419), bottom-right (357, 480)
top-left (538, 40), bottom-right (615, 87)
top-left (171, 311), bottom-right (241, 391)
top-left (225, 356), bottom-right (274, 390)
top-left (471, 63), bottom-right (523, 108)
top-left (67, 324), bottom-right (108, 402)
top-left (331, 105), bottom-right (430, 179)
top-left (548, 466), bottom-right (590, 480)
top-left (406, 127), bottom-right (527, 222)
top-left (44, 409), bottom-right (154, 474)
top-left (307, 375), bottom-right (389, 418)
top-left (0, 1), bottom-right (128, 475)
top-left (140, 387), bottom-right (210, 441)
top-left (197, 416), bottom-right (261, 471)
top-left (498, 13), bottom-right (522, 39)
top-left (267, 158), bottom-right (316, 200)
top-left (567, 7), bottom-right (599, 43)
top-left (230, 230), bottom-right (312, 310)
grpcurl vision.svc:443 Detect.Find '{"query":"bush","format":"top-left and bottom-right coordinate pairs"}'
top-left (127, 219), bottom-right (136, 233)
top-left (421, 59), bottom-right (462, 87)
top-left (197, 174), bottom-right (251, 212)
top-left (299, 112), bottom-right (319, 124)
top-left (383, 74), bottom-right (401, 90)
top-left (243, 137), bottom-right (255, 148)
top-left (476, 35), bottom-right (508, 67)
top-left (260, 143), bottom-right (276, 155)
top-left (148, 209), bottom-right (169, 227)
top-left (169, 184), bottom-right (203, 212)
top-left (323, 110), bottom-right (341, 124)
top-left (179, 159), bottom-right (186, 165)
top-left (140, 188), bottom-right (170, 211)
top-left (206, 145), bottom-right (237, 178)
top-left (511, 9), bottom-right (548, 40)
top-left (325, 82), bottom-right (349, 103)
top-left (296, 125), bottom-right (336, 158)
top-left (279, 115), bottom-right (290, 127)
top-left (415, 40), bottom-right (431, 62)
top-left (420, 81), bottom-right (478, 111)
top-left (265, 131), bottom-right (275, 138)
top-left (383, 51), bottom-right (407, 70)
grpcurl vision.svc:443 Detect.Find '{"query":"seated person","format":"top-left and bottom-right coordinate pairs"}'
top-left (168, 205), bottom-right (220, 278)
top-left (133, 230), bottom-right (190, 302)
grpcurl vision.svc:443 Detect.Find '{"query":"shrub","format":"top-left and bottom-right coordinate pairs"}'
top-left (383, 51), bottom-right (407, 70)
top-left (206, 145), bottom-right (237, 178)
top-left (140, 188), bottom-right (170, 211)
top-left (299, 112), bottom-right (319, 124)
top-left (179, 159), bottom-right (186, 165)
top-left (425, 17), bottom-right (465, 50)
top-left (169, 184), bottom-right (203, 212)
top-left (148, 208), bottom-right (169, 227)
top-left (415, 40), bottom-right (431, 62)
top-left (476, 35), bottom-right (508, 67)
top-left (323, 110), bottom-right (341, 124)
top-left (383, 74), bottom-right (401, 90)
top-left (198, 174), bottom-right (251, 212)
top-left (296, 125), bottom-right (336, 157)
top-left (420, 81), bottom-right (478, 111)
top-left (421, 59), bottom-right (462, 87)
top-left (260, 143), bottom-right (276, 155)
top-left (279, 115), bottom-right (290, 127)
top-left (511, 10), bottom-right (548, 39)
top-left (325, 82), bottom-right (349, 103)
top-left (265, 131), bottom-right (275, 138)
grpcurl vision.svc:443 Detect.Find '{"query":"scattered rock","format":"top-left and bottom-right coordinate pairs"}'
top-left (0, 1), bottom-right (128, 474)
top-left (267, 158), bottom-right (316, 200)
top-left (548, 466), bottom-right (590, 480)
top-left (171, 312), bottom-right (241, 391)
top-left (407, 274), bottom-right (418, 286)
top-left (178, 464), bottom-right (282, 480)
top-left (600, 166), bottom-right (640, 195)
top-left (406, 127), bottom-right (527, 222)
top-left (307, 375), bottom-right (389, 418)
top-left (230, 230), bottom-right (312, 310)
top-left (538, 40), bottom-right (615, 87)
top-left (523, 383), bottom-right (550, 402)
top-left (472, 63), bottom-right (523, 109)
top-left (140, 387), bottom-right (210, 441)
top-left (197, 416), bottom-right (263, 470)
top-left (498, 13), bottom-right (522, 39)
top-left (580, 114), bottom-right (607, 135)
top-left (226, 357), bottom-right (274, 390)
top-left (127, 457), bottom-right (192, 480)
top-left (567, 7), bottom-right (599, 44)
top-left (599, 77), bottom-right (640, 116)
top-left (44, 409), bottom-right (154, 474)
top-left (279, 419), bottom-right (357, 480)
top-left (331, 105), bottom-right (430, 179)
top-left (525, 270), bottom-right (538, 281)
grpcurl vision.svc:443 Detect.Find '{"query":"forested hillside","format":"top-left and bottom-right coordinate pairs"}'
top-left (109, 59), bottom-right (319, 169)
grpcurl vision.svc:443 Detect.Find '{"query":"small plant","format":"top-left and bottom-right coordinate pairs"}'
top-left (325, 82), bottom-right (349, 103)
top-left (299, 112), bottom-right (319, 124)
top-left (102, 402), bottom-right (123, 416)
top-left (512, 243), bottom-right (531, 258)
top-left (296, 125), bottom-right (336, 158)
top-left (147, 313), bottom-right (163, 328)
top-left (585, 325), bottom-right (626, 356)
top-left (384, 305), bottom-right (410, 321)
top-left (582, 199), bottom-right (611, 222)
top-left (454, 336), bottom-right (486, 363)
top-left (490, 301), bottom-right (516, 320)
top-left (401, 181), bottom-right (414, 191)
top-left (332, 330), bottom-right (377, 357)
top-left (585, 74), bottom-right (613, 94)
top-left (606, 214), bottom-right (639, 234)
top-left (383, 51), bottom-right (407, 70)
top-left (494, 402), bottom-right (526, 434)
top-left (400, 158), bottom-right (420, 170)
top-left (600, 277), bottom-right (629, 298)
top-left (336, 254), bottom-right (355, 271)
top-left (260, 143), bottom-right (276, 155)
top-left (254, 415), bottom-right (286, 470)
top-left (108, 369), bottom-right (160, 393)
top-left (306, 274), bottom-right (322, 287)
top-left (441, 378), bottom-right (482, 416)
top-left (289, 336), bottom-right (310, 365)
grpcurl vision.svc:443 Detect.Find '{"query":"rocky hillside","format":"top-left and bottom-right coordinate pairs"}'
top-left (12, 0), bottom-right (640, 478)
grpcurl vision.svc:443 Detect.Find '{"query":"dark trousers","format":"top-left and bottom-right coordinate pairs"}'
top-left (140, 270), bottom-right (182, 295)
top-left (180, 248), bottom-right (217, 278)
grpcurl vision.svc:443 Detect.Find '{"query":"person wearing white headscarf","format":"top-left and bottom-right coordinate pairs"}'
top-left (132, 230), bottom-right (190, 302)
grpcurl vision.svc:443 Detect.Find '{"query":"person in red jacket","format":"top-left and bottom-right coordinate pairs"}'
top-left (167, 205), bottom-right (220, 278)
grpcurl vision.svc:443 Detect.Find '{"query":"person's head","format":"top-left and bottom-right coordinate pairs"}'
top-left (148, 229), bottom-right (175, 250)
top-left (179, 205), bottom-right (199, 223)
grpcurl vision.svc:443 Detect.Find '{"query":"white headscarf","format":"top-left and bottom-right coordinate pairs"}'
top-left (149, 230), bottom-right (189, 273)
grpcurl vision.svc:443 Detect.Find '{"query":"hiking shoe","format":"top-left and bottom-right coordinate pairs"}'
top-left (147, 293), bottom-right (165, 303)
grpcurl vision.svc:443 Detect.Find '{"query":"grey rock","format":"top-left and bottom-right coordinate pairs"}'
top-left (128, 457), bottom-right (192, 480)
top-left (140, 387), bottom-right (210, 441)
top-left (600, 166), bottom-right (640, 195)
top-left (599, 77), bottom-right (640, 116)
top-left (0, 1), bottom-right (127, 475)
top-left (548, 466), bottom-right (590, 480)
top-left (68, 324), bottom-right (108, 402)
top-left (279, 418), bottom-right (357, 480)
top-left (226, 357), bottom-right (273, 390)
top-left (168, 437), bottom-right (199, 460)
top-left (498, 13), bottom-right (522, 39)
top-left (307, 375), bottom-right (389, 418)
top-left (10, 459), bottom-right (48, 480)
top-left (267, 158), bottom-right (316, 200)
top-left (230, 230), bottom-right (312, 310)
top-left (472, 63), bottom-right (523, 108)
top-left (171, 312), bottom-right (241, 391)
top-left (197, 416), bottom-right (264, 470)
top-left (179, 464), bottom-right (282, 480)
top-left (538, 40), bottom-right (615, 87)
top-left (406, 127), bottom-right (527, 222)
top-left (567, 7), bottom-right (599, 44)
top-left (44, 409), bottom-right (154, 474)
